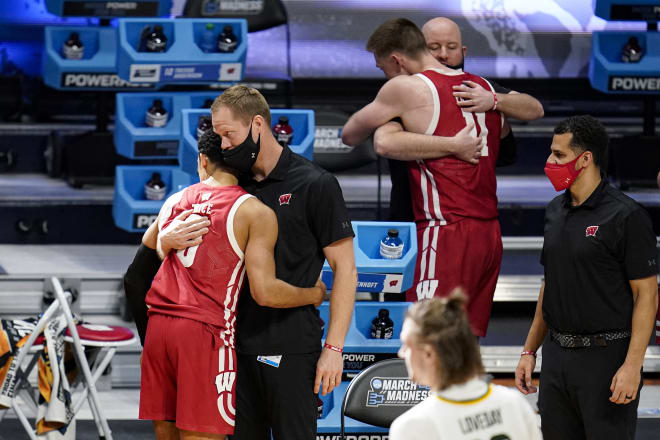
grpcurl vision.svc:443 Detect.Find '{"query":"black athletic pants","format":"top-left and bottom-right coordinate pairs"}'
top-left (538, 335), bottom-right (641, 440)
top-left (231, 352), bottom-right (320, 440)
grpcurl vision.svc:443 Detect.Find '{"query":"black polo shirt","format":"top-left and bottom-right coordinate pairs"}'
top-left (235, 145), bottom-right (354, 354)
top-left (541, 178), bottom-right (658, 334)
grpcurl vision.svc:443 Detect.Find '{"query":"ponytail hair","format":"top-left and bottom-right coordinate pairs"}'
top-left (405, 288), bottom-right (484, 389)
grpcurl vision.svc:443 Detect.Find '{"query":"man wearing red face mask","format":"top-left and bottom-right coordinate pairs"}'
top-left (514, 115), bottom-right (658, 440)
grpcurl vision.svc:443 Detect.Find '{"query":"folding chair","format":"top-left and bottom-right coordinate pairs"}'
top-left (340, 358), bottom-right (426, 440)
top-left (1, 277), bottom-right (136, 440)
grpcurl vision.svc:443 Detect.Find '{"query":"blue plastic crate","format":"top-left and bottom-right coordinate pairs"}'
top-left (319, 301), bottom-right (406, 354)
top-left (117, 18), bottom-right (247, 84)
top-left (322, 221), bottom-right (417, 294)
top-left (318, 301), bottom-right (405, 382)
top-left (115, 91), bottom-right (219, 159)
top-left (589, 31), bottom-right (660, 94)
top-left (179, 109), bottom-right (211, 177)
top-left (45, 0), bottom-right (171, 18)
top-left (113, 165), bottom-right (195, 232)
top-left (593, 0), bottom-right (660, 21)
top-left (43, 26), bottom-right (157, 92)
top-left (270, 109), bottom-right (315, 161)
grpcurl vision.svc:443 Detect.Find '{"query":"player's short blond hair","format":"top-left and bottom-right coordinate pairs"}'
top-left (367, 18), bottom-right (427, 60)
top-left (211, 85), bottom-right (272, 126)
top-left (406, 289), bottom-right (484, 390)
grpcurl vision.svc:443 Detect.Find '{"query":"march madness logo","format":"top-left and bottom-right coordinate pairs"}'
top-left (279, 193), bottom-right (292, 205)
top-left (366, 377), bottom-right (430, 407)
top-left (586, 225), bottom-right (599, 237)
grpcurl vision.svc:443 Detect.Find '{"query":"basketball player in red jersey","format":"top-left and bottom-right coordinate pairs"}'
top-left (342, 18), bottom-right (509, 337)
top-left (139, 130), bottom-right (325, 440)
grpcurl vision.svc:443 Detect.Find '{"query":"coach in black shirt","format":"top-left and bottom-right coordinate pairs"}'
top-left (161, 86), bottom-right (357, 440)
top-left (515, 115), bottom-right (658, 440)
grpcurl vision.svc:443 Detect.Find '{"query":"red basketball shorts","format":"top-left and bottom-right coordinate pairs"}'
top-left (406, 218), bottom-right (503, 337)
top-left (139, 314), bottom-right (236, 434)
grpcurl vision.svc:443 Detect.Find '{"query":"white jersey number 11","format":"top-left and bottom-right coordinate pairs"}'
top-left (456, 96), bottom-right (489, 157)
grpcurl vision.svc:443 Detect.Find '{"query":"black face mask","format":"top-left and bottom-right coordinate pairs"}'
top-left (221, 121), bottom-right (260, 175)
top-left (446, 55), bottom-right (465, 71)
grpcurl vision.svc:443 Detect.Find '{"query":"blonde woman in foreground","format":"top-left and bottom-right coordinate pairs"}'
top-left (390, 291), bottom-right (542, 440)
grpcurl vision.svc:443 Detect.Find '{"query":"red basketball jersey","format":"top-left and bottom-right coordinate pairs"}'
top-left (408, 69), bottom-right (502, 227)
top-left (146, 183), bottom-right (252, 348)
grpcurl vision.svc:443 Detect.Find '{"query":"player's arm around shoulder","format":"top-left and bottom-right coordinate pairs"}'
top-left (156, 189), bottom-right (210, 259)
top-left (341, 75), bottom-right (416, 147)
top-left (239, 198), bottom-right (325, 308)
top-left (497, 90), bottom-right (544, 121)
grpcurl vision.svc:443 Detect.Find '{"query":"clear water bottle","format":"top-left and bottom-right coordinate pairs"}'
top-left (201, 23), bottom-right (216, 53)
top-left (144, 25), bottom-right (167, 53)
top-left (379, 228), bottom-right (404, 259)
top-left (622, 37), bottom-right (643, 63)
top-left (217, 25), bottom-right (238, 53)
top-left (196, 115), bottom-right (212, 139)
top-left (62, 32), bottom-right (84, 60)
top-left (370, 309), bottom-right (394, 339)
top-left (144, 172), bottom-right (166, 201)
top-left (146, 99), bottom-right (168, 128)
top-left (272, 116), bottom-right (293, 147)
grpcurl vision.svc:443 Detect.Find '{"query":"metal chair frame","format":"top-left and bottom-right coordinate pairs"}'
top-left (0, 277), bottom-right (136, 440)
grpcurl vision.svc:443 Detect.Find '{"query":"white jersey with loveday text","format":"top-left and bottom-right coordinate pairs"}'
top-left (389, 378), bottom-right (542, 440)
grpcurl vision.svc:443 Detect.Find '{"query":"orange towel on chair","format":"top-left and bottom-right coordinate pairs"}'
top-left (0, 318), bottom-right (36, 408)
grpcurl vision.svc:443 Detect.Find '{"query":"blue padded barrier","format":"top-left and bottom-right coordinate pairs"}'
top-left (322, 221), bottom-right (417, 294)
top-left (115, 91), bottom-right (219, 159)
top-left (589, 31), bottom-right (660, 94)
top-left (45, 0), bottom-right (171, 18)
top-left (117, 18), bottom-right (247, 84)
top-left (113, 165), bottom-right (195, 232)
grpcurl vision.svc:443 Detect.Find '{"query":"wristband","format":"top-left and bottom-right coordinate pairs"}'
top-left (491, 92), bottom-right (498, 111)
top-left (324, 343), bottom-right (343, 353)
top-left (521, 350), bottom-right (536, 358)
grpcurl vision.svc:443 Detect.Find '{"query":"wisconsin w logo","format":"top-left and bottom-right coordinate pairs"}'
top-left (585, 225), bottom-right (599, 237)
top-left (279, 193), bottom-right (292, 205)
top-left (416, 280), bottom-right (438, 300)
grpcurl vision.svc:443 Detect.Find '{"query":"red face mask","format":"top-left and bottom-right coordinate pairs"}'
top-left (544, 152), bottom-right (585, 191)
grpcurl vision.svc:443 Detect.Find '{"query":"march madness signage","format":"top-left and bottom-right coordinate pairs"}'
top-left (366, 377), bottom-right (430, 408)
